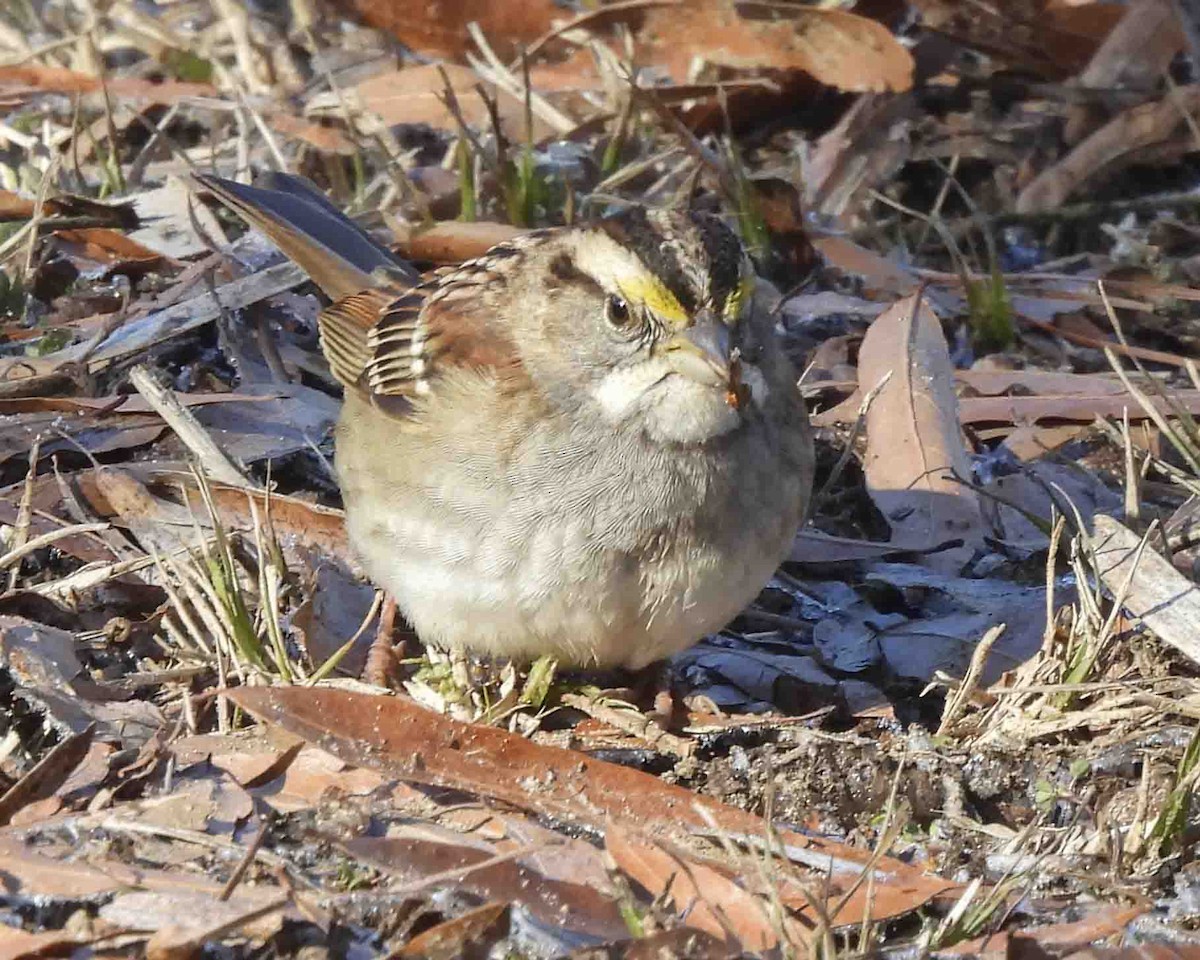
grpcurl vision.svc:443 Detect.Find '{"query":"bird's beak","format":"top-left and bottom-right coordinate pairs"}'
top-left (662, 319), bottom-right (748, 410)
top-left (663, 320), bottom-right (733, 388)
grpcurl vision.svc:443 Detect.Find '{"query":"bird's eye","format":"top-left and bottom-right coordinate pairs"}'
top-left (605, 295), bottom-right (632, 328)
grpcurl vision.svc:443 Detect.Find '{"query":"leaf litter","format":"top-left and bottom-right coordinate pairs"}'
top-left (4, 0), bottom-right (1200, 956)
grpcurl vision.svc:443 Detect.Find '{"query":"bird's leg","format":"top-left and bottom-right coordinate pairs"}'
top-left (362, 592), bottom-right (421, 688)
top-left (633, 660), bottom-right (685, 732)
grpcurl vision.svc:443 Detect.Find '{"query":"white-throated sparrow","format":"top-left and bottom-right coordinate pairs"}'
top-left (194, 172), bottom-right (813, 669)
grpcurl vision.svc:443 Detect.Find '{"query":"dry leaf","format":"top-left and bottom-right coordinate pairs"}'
top-left (606, 826), bottom-right (810, 950)
top-left (640, 1), bottom-right (913, 93)
top-left (1018, 85), bottom-right (1200, 212)
top-left (0, 927), bottom-right (91, 960)
top-left (395, 221), bottom-right (527, 264)
top-left (944, 905), bottom-right (1147, 958)
top-left (51, 228), bottom-right (168, 268)
top-left (859, 294), bottom-right (984, 572)
top-left (348, 834), bottom-right (629, 942)
top-left (324, 0), bottom-right (560, 59)
top-left (340, 63), bottom-right (557, 142)
top-left (396, 902), bottom-right (510, 959)
top-left (811, 235), bottom-right (919, 297)
top-left (912, 0), bottom-right (1124, 78)
top-left (224, 686), bottom-right (959, 929)
top-left (0, 64), bottom-right (216, 103)
top-left (1092, 514), bottom-right (1200, 667)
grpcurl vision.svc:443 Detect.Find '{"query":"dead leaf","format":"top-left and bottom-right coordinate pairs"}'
top-left (956, 369), bottom-right (1131, 397)
top-left (958, 390), bottom-right (1200, 426)
top-left (0, 724), bottom-right (94, 826)
top-left (1066, 945), bottom-right (1200, 960)
top-left (912, 0), bottom-right (1124, 78)
top-left (51, 228), bottom-right (169, 272)
top-left (265, 112), bottom-right (356, 155)
top-left (0, 64), bottom-right (216, 103)
top-left (72, 467), bottom-right (353, 566)
top-left (945, 904), bottom-right (1148, 958)
top-left (127, 179), bottom-right (226, 260)
top-left (105, 890), bottom-right (288, 955)
top-left (224, 686), bottom-right (959, 928)
top-left (0, 392), bottom-right (283, 417)
top-left (339, 63), bottom-right (556, 142)
top-left (568, 929), bottom-right (736, 959)
top-left (859, 294), bottom-right (984, 572)
top-left (0, 189), bottom-right (138, 227)
top-left (1092, 514), bottom-right (1200, 667)
top-left (811, 235), bottom-right (919, 297)
top-left (324, 0), bottom-right (561, 59)
top-left (394, 221), bottom-right (527, 264)
top-left (396, 901), bottom-right (510, 959)
top-left (1018, 86), bottom-right (1200, 212)
top-left (607, 826), bottom-right (809, 950)
top-left (1064, 0), bottom-right (1184, 145)
top-left (806, 93), bottom-right (917, 223)
top-left (0, 927), bottom-right (91, 960)
top-left (0, 835), bottom-right (274, 901)
top-left (640, 1), bottom-right (913, 92)
top-left (344, 833), bottom-right (630, 941)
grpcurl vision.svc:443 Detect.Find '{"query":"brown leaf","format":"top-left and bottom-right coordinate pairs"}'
top-left (72, 467), bottom-right (353, 566)
top-left (912, 0), bottom-right (1124, 78)
top-left (859, 294), bottom-right (984, 572)
top-left (567, 929), bottom-right (736, 960)
top-left (0, 64), bottom-right (216, 103)
top-left (0, 725), bottom-right (94, 826)
top-left (0, 835), bottom-right (276, 901)
top-left (805, 93), bottom-right (917, 223)
top-left (0, 391), bottom-right (283, 417)
top-left (944, 904), bottom-right (1148, 959)
top-left (51, 228), bottom-right (168, 269)
top-left (606, 826), bottom-right (809, 951)
top-left (346, 63), bottom-right (556, 142)
top-left (0, 189), bottom-right (138, 227)
top-left (958, 390), bottom-right (1200, 426)
top-left (396, 901), bottom-right (510, 959)
top-left (395, 221), bottom-right (527, 265)
top-left (223, 686), bottom-right (959, 929)
top-left (265, 112), bottom-right (356, 155)
top-left (1092, 514), bottom-right (1200, 667)
top-left (640, 1), bottom-right (912, 92)
top-left (345, 833), bottom-right (629, 941)
top-left (1018, 86), bottom-right (1200, 212)
top-left (0, 927), bottom-right (90, 960)
top-left (812, 235), bottom-right (919, 297)
top-left (956, 369), bottom-right (1131, 397)
top-left (1064, 0), bottom-right (1184, 144)
top-left (1066, 946), bottom-right (1200, 960)
top-left (325, 0), bottom-right (561, 59)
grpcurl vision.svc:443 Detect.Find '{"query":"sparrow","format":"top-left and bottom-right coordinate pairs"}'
top-left (193, 172), bottom-right (813, 669)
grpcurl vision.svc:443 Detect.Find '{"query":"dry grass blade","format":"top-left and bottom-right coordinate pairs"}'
top-left (129, 365), bottom-right (251, 488)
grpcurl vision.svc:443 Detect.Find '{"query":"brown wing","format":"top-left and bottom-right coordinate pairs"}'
top-left (362, 241), bottom-right (546, 402)
top-left (317, 286), bottom-right (395, 388)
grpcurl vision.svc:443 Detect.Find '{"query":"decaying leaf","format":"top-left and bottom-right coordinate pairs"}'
top-left (606, 825), bottom-right (810, 950)
top-left (858, 293), bottom-right (985, 573)
top-left (323, 0), bottom-right (561, 59)
top-left (224, 686), bottom-right (959, 930)
top-left (912, 0), bottom-right (1124, 78)
top-left (1092, 513), bottom-right (1200, 668)
top-left (640, 1), bottom-right (913, 92)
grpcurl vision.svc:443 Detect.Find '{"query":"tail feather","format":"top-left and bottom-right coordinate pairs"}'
top-left (192, 173), bottom-right (417, 302)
